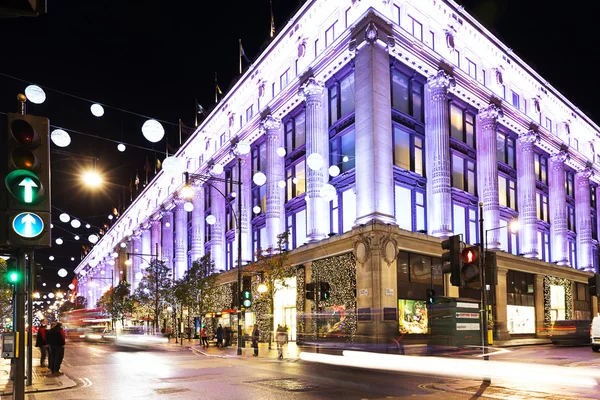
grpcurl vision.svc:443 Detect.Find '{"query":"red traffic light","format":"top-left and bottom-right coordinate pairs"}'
top-left (461, 247), bottom-right (479, 264)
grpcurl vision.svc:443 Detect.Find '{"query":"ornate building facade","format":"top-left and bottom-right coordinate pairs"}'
top-left (75, 0), bottom-right (599, 343)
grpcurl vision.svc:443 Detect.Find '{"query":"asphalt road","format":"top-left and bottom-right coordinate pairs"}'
top-left (13, 342), bottom-right (600, 399)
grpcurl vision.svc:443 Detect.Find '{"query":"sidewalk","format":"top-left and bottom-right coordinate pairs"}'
top-left (0, 353), bottom-right (77, 396)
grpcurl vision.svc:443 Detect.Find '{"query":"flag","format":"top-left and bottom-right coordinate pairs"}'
top-left (270, 0), bottom-right (275, 38)
top-left (239, 39), bottom-right (251, 74)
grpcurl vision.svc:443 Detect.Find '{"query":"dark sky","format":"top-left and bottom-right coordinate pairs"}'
top-left (0, 0), bottom-right (596, 287)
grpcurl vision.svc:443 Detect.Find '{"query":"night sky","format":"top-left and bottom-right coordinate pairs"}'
top-left (0, 0), bottom-right (596, 288)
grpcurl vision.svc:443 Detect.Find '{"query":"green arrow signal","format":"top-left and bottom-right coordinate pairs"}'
top-left (19, 177), bottom-right (38, 203)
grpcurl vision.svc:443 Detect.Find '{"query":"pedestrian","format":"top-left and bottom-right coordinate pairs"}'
top-left (224, 326), bottom-right (231, 347)
top-left (216, 324), bottom-right (224, 348)
top-left (276, 324), bottom-right (287, 360)
top-left (251, 325), bottom-right (260, 356)
top-left (35, 319), bottom-right (48, 369)
top-left (46, 322), bottom-right (66, 375)
top-left (201, 325), bottom-right (209, 348)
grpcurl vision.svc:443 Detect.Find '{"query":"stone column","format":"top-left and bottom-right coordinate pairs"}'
top-left (425, 70), bottom-right (455, 237)
top-left (263, 115), bottom-right (284, 248)
top-left (131, 231), bottom-right (142, 290)
top-left (494, 267), bottom-right (509, 340)
top-left (516, 130), bottom-right (539, 258)
top-left (211, 179), bottom-right (226, 272)
top-left (534, 274), bottom-right (546, 337)
top-left (240, 154), bottom-right (253, 263)
top-left (190, 188), bottom-right (205, 263)
top-left (476, 104), bottom-right (502, 250)
top-left (161, 209), bottom-right (174, 275)
top-left (173, 199), bottom-right (189, 279)
top-left (549, 151), bottom-right (569, 265)
top-left (576, 168), bottom-right (593, 271)
top-left (302, 77), bottom-right (330, 242)
top-left (141, 223), bottom-right (152, 266)
top-left (150, 217), bottom-right (161, 260)
top-left (353, 25), bottom-right (396, 227)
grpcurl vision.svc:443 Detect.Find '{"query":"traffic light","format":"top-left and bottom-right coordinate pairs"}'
top-left (460, 246), bottom-right (480, 284)
top-left (441, 235), bottom-right (462, 287)
top-left (241, 276), bottom-right (252, 308)
top-left (426, 288), bottom-right (435, 305)
top-left (1, 113), bottom-right (51, 248)
top-left (589, 274), bottom-right (600, 297)
top-left (305, 283), bottom-right (315, 300)
top-left (319, 282), bottom-right (331, 301)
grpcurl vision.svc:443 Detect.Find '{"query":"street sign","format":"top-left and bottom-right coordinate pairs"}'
top-left (12, 212), bottom-right (44, 238)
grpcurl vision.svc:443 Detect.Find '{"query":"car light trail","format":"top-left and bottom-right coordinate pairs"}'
top-left (298, 351), bottom-right (598, 388)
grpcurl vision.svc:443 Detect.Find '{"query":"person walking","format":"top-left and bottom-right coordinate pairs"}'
top-left (35, 319), bottom-right (49, 368)
top-left (224, 325), bottom-right (231, 347)
top-left (216, 324), bottom-right (224, 348)
top-left (201, 325), bottom-right (209, 348)
top-left (251, 325), bottom-right (260, 356)
top-left (276, 324), bottom-right (287, 360)
top-left (46, 322), bottom-right (66, 375)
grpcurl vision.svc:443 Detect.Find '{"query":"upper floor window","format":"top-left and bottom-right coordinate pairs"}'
top-left (408, 16), bottom-right (422, 41)
top-left (450, 104), bottom-right (475, 148)
top-left (451, 154), bottom-right (476, 195)
top-left (534, 153), bottom-right (548, 185)
top-left (393, 125), bottom-right (424, 176)
top-left (329, 73), bottom-right (355, 126)
top-left (391, 69), bottom-right (423, 122)
top-left (497, 132), bottom-right (516, 168)
top-left (467, 59), bottom-right (477, 80)
top-left (284, 111), bottom-right (306, 155)
top-left (330, 128), bottom-right (355, 174)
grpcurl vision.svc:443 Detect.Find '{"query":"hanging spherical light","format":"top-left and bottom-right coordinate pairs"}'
top-left (306, 153), bottom-right (324, 171)
top-left (253, 171), bottom-right (267, 186)
top-left (329, 165), bottom-right (341, 177)
top-left (205, 215), bottom-right (216, 225)
top-left (25, 85), bottom-right (46, 104)
top-left (71, 219), bottom-right (81, 228)
top-left (90, 103), bottom-right (105, 117)
top-left (59, 213), bottom-right (71, 223)
top-left (57, 268), bottom-right (68, 278)
top-left (141, 119), bottom-right (165, 143)
top-left (51, 129), bottom-right (71, 148)
top-left (320, 183), bottom-right (337, 201)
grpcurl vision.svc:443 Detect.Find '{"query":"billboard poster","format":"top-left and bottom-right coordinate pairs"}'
top-left (507, 305), bottom-right (535, 334)
top-left (398, 299), bottom-right (428, 334)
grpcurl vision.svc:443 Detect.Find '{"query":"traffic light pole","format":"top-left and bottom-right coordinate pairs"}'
top-left (13, 250), bottom-right (26, 400)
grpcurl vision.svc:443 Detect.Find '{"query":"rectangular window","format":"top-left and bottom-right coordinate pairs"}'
top-left (409, 16), bottom-right (422, 41)
top-left (511, 91), bottom-right (520, 109)
top-left (467, 59), bottom-right (477, 79)
top-left (280, 69), bottom-right (289, 91)
top-left (325, 23), bottom-right (336, 47)
top-left (395, 185), bottom-right (412, 230)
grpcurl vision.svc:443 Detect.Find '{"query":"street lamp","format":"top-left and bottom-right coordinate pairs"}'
top-left (180, 139), bottom-right (251, 355)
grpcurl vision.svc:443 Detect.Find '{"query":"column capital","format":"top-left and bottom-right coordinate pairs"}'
top-left (550, 150), bottom-right (568, 165)
top-left (261, 114), bottom-right (281, 132)
top-left (427, 70), bottom-right (455, 91)
top-left (477, 103), bottom-right (503, 122)
top-left (577, 167), bottom-right (593, 181)
top-left (518, 130), bottom-right (538, 145)
top-left (301, 77), bottom-right (325, 101)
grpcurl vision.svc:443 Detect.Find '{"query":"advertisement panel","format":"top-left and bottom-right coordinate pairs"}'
top-left (398, 299), bottom-right (428, 334)
top-left (507, 305), bottom-right (535, 334)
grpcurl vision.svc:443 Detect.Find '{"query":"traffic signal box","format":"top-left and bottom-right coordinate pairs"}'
top-left (1, 113), bottom-right (51, 248)
top-left (241, 276), bottom-right (252, 308)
